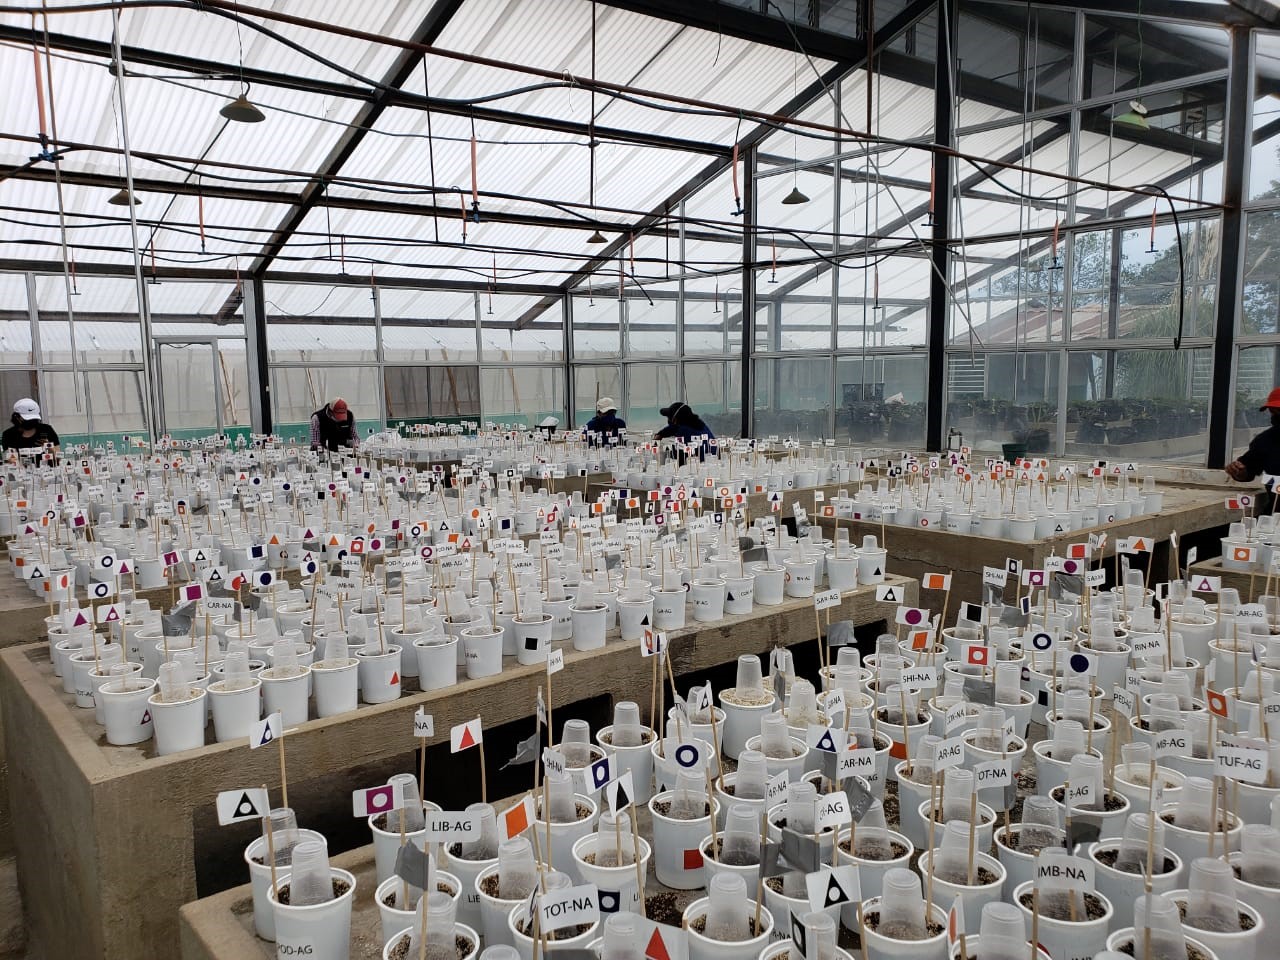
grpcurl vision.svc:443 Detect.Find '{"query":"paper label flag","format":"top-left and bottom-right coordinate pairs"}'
top-left (500, 795), bottom-right (536, 840)
top-left (353, 781), bottom-right (404, 818)
top-left (806, 865), bottom-right (860, 913)
top-left (604, 771), bottom-right (635, 817)
top-left (413, 708), bottom-right (434, 739)
top-left (874, 584), bottom-right (901, 603)
top-left (215, 788), bottom-right (270, 825)
top-left (450, 717), bottom-right (483, 752)
top-left (249, 711), bottom-right (282, 749)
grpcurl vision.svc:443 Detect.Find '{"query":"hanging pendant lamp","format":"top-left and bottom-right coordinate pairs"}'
top-left (220, 92), bottom-right (266, 123)
top-left (107, 187), bottom-right (140, 206)
top-left (1112, 99), bottom-right (1149, 131)
top-left (781, 185), bottom-right (810, 205)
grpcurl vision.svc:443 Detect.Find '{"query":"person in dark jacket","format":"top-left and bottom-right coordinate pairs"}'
top-left (309, 398), bottom-right (359, 453)
top-left (2, 398), bottom-right (59, 455)
top-left (655, 401), bottom-right (714, 463)
top-left (1227, 386), bottom-right (1280, 512)
top-left (584, 397), bottom-right (625, 445)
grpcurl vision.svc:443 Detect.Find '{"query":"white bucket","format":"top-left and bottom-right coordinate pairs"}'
top-left (310, 660), bottom-right (359, 718)
top-left (357, 646), bottom-right (402, 704)
top-left (148, 687), bottom-right (208, 756)
top-left (269, 868), bottom-right (357, 960)
top-left (99, 675), bottom-right (157, 745)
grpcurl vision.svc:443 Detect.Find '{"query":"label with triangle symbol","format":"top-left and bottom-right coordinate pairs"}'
top-left (824, 874), bottom-right (852, 907)
top-left (873, 567), bottom-right (882, 577)
top-left (234, 792), bottom-right (260, 819)
top-left (640, 614), bottom-right (650, 626)
top-left (258, 726), bottom-right (274, 747)
top-left (140, 709), bottom-right (152, 725)
top-left (645, 929), bottom-right (673, 960)
top-left (458, 727), bottom-right (476, 750)
top-left (389, 672), bottom-right (399, 685)
top-left (726, 591), bottom-right (736, 602)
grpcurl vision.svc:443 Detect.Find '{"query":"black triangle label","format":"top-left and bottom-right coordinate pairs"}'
top-left (235, 792), bottom-right (259, 818)
top-left (141, 709), bottom-right (152, 724)
top-left (873, 567), bottom-right (882, 577)
top-left (824, 875), bottom-right (849, 907)
top-left (641, 614), bottom-right (650, 625)
top-left (726, 592), bottom-right (736, 602)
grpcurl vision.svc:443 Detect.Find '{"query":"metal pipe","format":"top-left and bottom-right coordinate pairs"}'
top-left (110, 8), bottom-right (157, 443)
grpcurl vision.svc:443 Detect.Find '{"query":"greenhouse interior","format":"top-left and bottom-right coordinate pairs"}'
top-left (3, 2), bottom-right (1280, 960)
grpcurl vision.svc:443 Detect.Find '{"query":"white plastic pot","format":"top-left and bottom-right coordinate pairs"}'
top-left (148, 686), bottom-right (207, 756)
top-left (473, 863), bottom-right (523, 948)
top-left (382, 922), bottom-right (478, 960)
top-left (616, 596), bottom-right (654, 642)
top-left (597, 725), bottom-right (656, 805)
top-left (356, 646), bottom-right (402, 704)
top-left (1086, 841), bottom-right (1183, 911)
top-left (649, 791), bottom-right (720, 890)
top-left (261, 666), bottom-right (312, 724)
top-left (723, 574), bottom-right (754, 615)
top-left (718, 691), bottom-right (776, 760)
top-left (268, 867), bottom-right (357, 960)
top-left (782, 559), bottom-right (816, 598)
top-left (1104, 929), bottom-right (1220, 960)
top-left (914, 850), bottom-right (1006, 919)
top-left (689, 578), bottom-right (727, 623)
top-left (506, 901), bottom-right (597, 960)
top-left (244, 828), bottom-right (326, 942)
top-left (99, 675), bottom-right (157, 745)
top-left (653, 588), bottom-right (687, 630)
top-left (859, 897), bottom-right (948, 960)
top-left (1010, 879), bottom-right (1112, 960)
top-left (310, 660), bottom-right (359, 718)
top-left (208, 679), bottom-right (264, 746)
top-left (682, 894), bottom-right (773, 960)
top-left (513, 613), bottom-right (553, 665)
top-left (570, 602), bottom-right (608, 651)
top-left (571, 833), bottom-right (652, 915)
top-left (751, 565), bottom-right (785, 606)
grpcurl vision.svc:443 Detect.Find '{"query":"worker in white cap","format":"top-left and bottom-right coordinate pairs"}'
top-left (3, 398), bottom-right (59, 454)
top-left (584, 396), bottom-right (625, 446)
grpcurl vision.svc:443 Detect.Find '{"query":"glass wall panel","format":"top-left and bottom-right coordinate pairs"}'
top-left (683, 360), bottom-right (740, 438)
top-left (946, 352), bottom-right (1061, 453)
top-left (571, 295), bottom-right (621, 358)
top-left (380, 288), bottom-right (478, 362)
top-left (684, 295), bottom-right (734, 355)
top-left (271, 366), bottom-right (381, 441)
top-left (384, 366), bottom-right (480, 423)
top-left (573, 365), bottom-right (622, 426)
top-left (42, 371), bottom-right (89, 439)
top-left (0, 273), bottom-right (32, 366)
top-left (626, 363), bottom-right (680, 432)
top-left (1233, 345), bottom-right (1280, 456)
top-left (754, 357), bottom-right (832, 441)
top-left (83, 369), bottom-right (148, 436)
top-left (481, 295), bottom-right (563, 362)
top-left (625, 294), bottom-right (678, 356)
top-left (267, 322), bottom-right (377, 363)
top-left (1243, 210), bottom-right (1280, 334)
top-left (1065, 348), bottom-right (1211, 460)
top-left (836, 355), bottom-right (927, 445)
top-left (480, 367), bottom-right (564, 426)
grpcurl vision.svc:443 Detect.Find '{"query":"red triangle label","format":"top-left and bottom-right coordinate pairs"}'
top-left (390, 672), bottom-right (399, 685)
top-left (645, 929), bottom-right (672, 960)
top-left (459, 727), bottom-right (475, 750)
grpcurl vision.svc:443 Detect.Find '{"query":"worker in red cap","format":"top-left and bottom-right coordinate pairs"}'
top-left (1225, 388), bottom-right (1280, 499)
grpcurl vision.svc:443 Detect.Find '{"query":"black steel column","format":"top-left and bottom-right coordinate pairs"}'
top-left (251, 274), bottom-right (272, 434)
top-left (740, 146), bottom-right (757, 438)
top-left (925, 0), bottom-right (956, 452)
top-left (1208, 25), bottom-right (1252, 468)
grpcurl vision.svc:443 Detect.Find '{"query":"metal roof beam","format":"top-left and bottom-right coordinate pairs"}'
top-left (0, 23), bottom-right (726, 158)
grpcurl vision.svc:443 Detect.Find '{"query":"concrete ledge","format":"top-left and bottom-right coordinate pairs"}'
top-left (4, 574), bottom-right (914, 960)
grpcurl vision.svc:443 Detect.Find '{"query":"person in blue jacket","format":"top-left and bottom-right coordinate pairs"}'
top-left (584, 397), bottom-right (625, 445)
top-left (655, 401), bottom-right (714, 462)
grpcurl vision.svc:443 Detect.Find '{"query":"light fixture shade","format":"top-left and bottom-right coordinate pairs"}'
top-left (1112, 99), bottom-right (1149, 130)
top-left (107, 187), bottom-right (140, 206)
top-left (586, 230), bottom-right (607, 245)
top-left (781, 185), bottom-right (810, 205)
top-left (220, 94), bottom-right (266, 123)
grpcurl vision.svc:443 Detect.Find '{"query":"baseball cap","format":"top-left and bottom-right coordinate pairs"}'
top-left (13, 398), bottom-right (39, 421)
top-left (659, 401), bottom-right (687, 419)
top-left (596, 397), bottom-right (615, 414)
top-left (1261, 387), bottom-right (1280, 411)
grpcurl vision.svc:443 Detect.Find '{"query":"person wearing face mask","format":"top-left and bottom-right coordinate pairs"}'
top-left (1226, 387), bottom-right (1280, 510)
top-left (2, 398), bottom-right (59, 457)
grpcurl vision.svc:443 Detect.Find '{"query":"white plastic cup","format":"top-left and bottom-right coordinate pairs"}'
top-left (653, 588), bottom-right (687, 630)
top-left (148, 685), bottom-right (208, 756)
top-left (415, 637), bottom-right (459, 689)
top-left (750, 564), bottom-right (785, 605)
top-left (1011, 880), bottom-right (1112, 960)
top-left (722, 575), bottom-right (754, 615)
top-left (513, 614), bottom-right (553, 665)
top-left (571, 833), bottom-right (653, 915)
top-left (269, 868), bottom-right (357, 960)
top-left (689, 579), bottom-right (727, 623)
top-left (261, 666), bottom-right (312, 724)
top-left (310, 660), bottom-right (359, 718)
top-left (783, 558), bottom-right (816, 598)
top-left (99, 674), bottom-right (157, 746)
top-left (460, 627), bottom-right (503, 680)
top-left (208, 676), bottom-right (263, 742)
top-left (570, 602), bottom-right (608, 650)
top-left (616, 597), bottom-right (654, 642)
top-left (244, 827), bottom-right (326, 942)
top-left (357, 645), bottom-right (402, 704)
